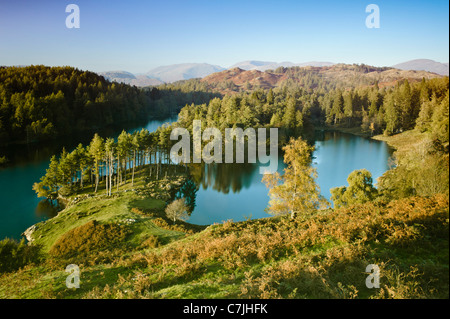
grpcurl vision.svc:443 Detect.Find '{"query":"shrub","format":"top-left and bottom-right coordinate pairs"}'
top-left (0, 155), bottom-right (7, 165)
top-left (0, 238), bottom-right (42, 273)
top-left (136, 193), bottom-right (448, 298)
top-left (152, 217), bottom-right (196, 234)
top-left (49, 220), bottom-right (131, 258)
top-left (140, 235), bottom-right (160, 249)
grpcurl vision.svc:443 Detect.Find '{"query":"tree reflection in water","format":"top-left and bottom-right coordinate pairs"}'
top-left (34, 199), bottom-right (59, 219)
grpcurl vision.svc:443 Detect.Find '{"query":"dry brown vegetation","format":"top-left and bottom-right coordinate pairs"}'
top-left (109, 193), bottom-right (448, 299)
top-left (2, 192), bottom-right (446, 299)
top-left (200, 64), bottom-right (443, 93)
top-left (49, 220), bottom-right (131, 258)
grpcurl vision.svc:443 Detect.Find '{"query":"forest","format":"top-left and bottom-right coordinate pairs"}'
top-left (176, 76), bottom-right (449, 144)
top-left (0, 66), bottom-right (219, 146)
top-left (32, 72), bottom-right (449, 210)
top-left (32, 126), bottom-right (177, 201)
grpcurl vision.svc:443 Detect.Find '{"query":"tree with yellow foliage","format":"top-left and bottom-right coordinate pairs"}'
top-left (262, 137), bottom-right (328, 219)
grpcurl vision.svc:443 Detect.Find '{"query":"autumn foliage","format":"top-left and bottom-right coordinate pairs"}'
top-left (49, 220), bottom-right (131, 258)
top-left (121, 193), bottom-right (448, 298)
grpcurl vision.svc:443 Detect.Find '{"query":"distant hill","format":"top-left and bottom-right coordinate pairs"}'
top-left (201, 63), bottom-right (444, 93)
top-left (99, 63), bottom-right (226, 86)
top-left (296, 61), bottom-right (335, 68)
top-left (228, 60), bottom-right (334, 71)
top-left (146, 63), bottom-right (225, 83)
top-left (203, 67), bottom-right (282, 89)
top-left (99, 71), bottom-right (164, 87)
top-left (392, 59), bottom-right (449, 76)
top-left (228, 61), bottom-right (293, 71)
top-left (98, 59), bottom-right (448, 87)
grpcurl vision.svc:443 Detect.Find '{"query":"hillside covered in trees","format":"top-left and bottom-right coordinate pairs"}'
top-left (174, 76), bottom-right (448, 145)
top-left (0, 66), bottom-right (219, 146)
top-left (29, 64), bottom-right (449, 206)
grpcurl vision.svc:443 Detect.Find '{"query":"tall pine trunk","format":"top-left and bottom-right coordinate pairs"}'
top-left (132, 149), bottom-right (136, 186)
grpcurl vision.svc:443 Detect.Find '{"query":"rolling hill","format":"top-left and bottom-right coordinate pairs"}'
top-left (99, 71), bottom-right (164, 87)
top-left (200, 63), bottom-right (444, 93)
top-left (228, 60), bottom-right (335, 71)
top-left (97, 59), bottom-right (448, 87)
top-left (146, 63), bottom-right (225, 83)
top-left (392, 59), bottom-right (449, 76)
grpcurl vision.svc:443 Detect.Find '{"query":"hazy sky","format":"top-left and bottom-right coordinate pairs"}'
top-left (0, 0), bottom-right (448, 73)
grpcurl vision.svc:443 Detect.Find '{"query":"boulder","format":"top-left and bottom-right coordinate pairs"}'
top-left (22, 224), bottom-right (37, 244)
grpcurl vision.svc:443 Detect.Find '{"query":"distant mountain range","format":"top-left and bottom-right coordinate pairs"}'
top-left (391, 59), bottom-right (448, 76)
top-left (99, 63), bottom-right (225, 87)
top-left (229, 60), bottom-right (335, 71)
top-left (200, 63), bottom-right (443, 94)
top-left (145, 63), bottom-right (225, 83)
top-left (97, 71), bottom-right (164, 87)
top-left (98, 59), bottom-right (448, 86)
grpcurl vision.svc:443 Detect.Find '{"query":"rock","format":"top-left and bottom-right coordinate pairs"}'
top-left (22, 224), bottom-right (37, 244)
top-left (124, 218), bottom-right (137, 224)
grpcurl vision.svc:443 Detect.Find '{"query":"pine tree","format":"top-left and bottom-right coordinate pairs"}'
top-left (331, 90), bottom-right (344, 125)
top-left (33, 155), bottom-right (60, 200)
top-left (89, 133), bottom-right (104, 193)
top-left (415, 95), bottom-right (438, 132)
top-left (267, 88), bottom-right (274, 105)
top-left (431, 92), bottom-right (449, 144)
top-left (105, 137), bottom-right (115, 196)
top-left (343, 91), bottom-right (354, 125)
top-left (74, 143), bottom-right (90, 189)
top-left (383, 92), bottom-right (399, 135)
top-left (282, 97), bottom-right (297, 130)
top-left (117, 130), bottom-right (131, 185)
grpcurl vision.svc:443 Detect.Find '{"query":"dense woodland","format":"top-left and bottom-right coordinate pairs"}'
top-left (0, 66), bottom-right (219, 146)
top-left (32, 126), bottom-right (179, 201)
top-left (176, 76), bottom-right (449, 144)
top-left (32, 69), bottom-right (449, 208)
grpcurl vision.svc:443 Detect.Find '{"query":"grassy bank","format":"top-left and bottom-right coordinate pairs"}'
top-left (316, 125), bottom-right (374, 139)
top-left (372, 130), bottom-right (430, 163)
top-left (0, 133), bottom-right (448, 299)
top-left (1, 191), bottom-right (447, 299)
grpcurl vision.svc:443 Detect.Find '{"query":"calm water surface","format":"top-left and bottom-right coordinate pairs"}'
top-left (187, 130), bottom-right (393, 225)
top-left (0, 119), bottom-right (392, 239)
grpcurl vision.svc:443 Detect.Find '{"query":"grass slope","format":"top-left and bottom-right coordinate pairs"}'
top-left (0, 134), bottom-right (448, 299)
top-left (1, 191), bottom-right (447, 299)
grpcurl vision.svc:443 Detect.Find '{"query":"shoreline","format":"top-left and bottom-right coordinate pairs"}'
top-left (315, 125), bottom-right (375, 139)
top-left (19, 126), bottom-right (405, 244)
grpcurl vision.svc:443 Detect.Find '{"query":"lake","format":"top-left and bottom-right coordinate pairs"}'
top-left (0, 118), bottom-right (393, 239)
top-left (187, 129), bottom-right (393, 225)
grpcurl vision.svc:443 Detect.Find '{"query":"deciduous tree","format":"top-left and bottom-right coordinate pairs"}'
top-left (262, 137), bottom-right (327, 219)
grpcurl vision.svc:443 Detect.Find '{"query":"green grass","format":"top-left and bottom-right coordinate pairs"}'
top-left (0, 160), bottom-right (448, 299)
top-left (372, 129), bottom-right (429, 162)
top-left (31, 191), bottom-right (187, 254)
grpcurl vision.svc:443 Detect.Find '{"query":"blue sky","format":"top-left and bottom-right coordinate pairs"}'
top-left (0, 0), bottom-right (448, 73)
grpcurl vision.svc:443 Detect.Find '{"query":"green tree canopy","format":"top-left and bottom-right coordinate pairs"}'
top-left (331, 169), bottom-right (378, 208)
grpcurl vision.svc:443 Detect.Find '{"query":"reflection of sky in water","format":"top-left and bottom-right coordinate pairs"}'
top-left (313, 132), bottom-right (392, 200)
top-left (189, 131), bottom-right (392, 225)
top-left (0, 124), bottom-right (393, 239)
